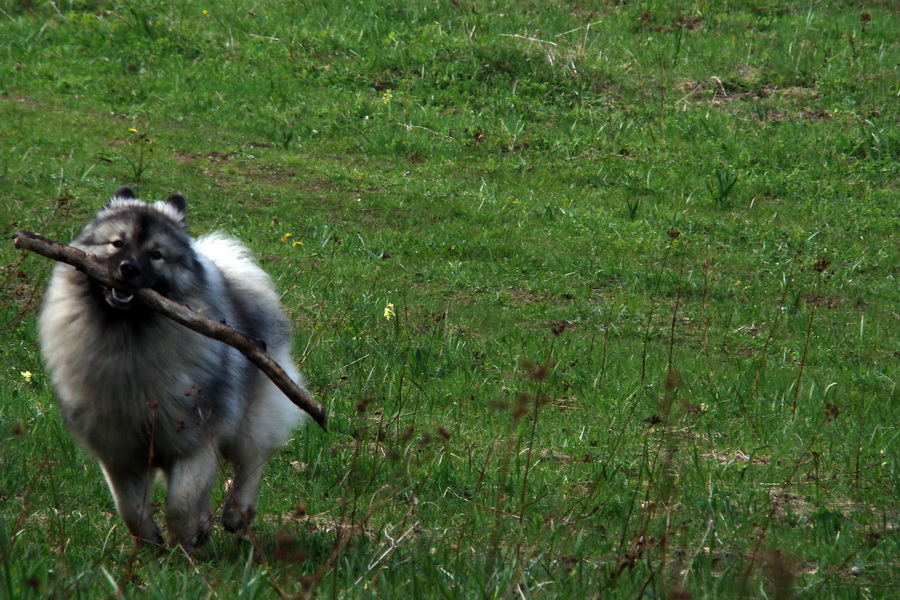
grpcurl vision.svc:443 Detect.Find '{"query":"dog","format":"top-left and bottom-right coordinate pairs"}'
top-left (38, 186), bottom-right (306, 551)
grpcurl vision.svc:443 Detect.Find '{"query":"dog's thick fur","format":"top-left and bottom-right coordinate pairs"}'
top-left (38, 187), bottom-right (304, 551)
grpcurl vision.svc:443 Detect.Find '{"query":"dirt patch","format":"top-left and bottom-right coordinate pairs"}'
top-left (676, 78), bottom-right (820, 111)
top-left (505, 286), bottom-right (558, 305)
top-left (768, 489), bottom-right (809, 519)
top-left (278, 511), bottom-right (378, 541)
top-left (704, 449), bottom-right (770, 466)
top-left (0, 95), bottom-right (41, 110)
top-left (802, 294), bottom-right (844, 309)
top-left (800, 108), bottom-right (832, 121)
top-left (450, 286), bottom-right (575, 308)
top-left (637, 11), bottom-right (704, 32)
top-left (676, 77), bottom-right (752, 106)
top-left (174, 150), bottom-right (235, 164)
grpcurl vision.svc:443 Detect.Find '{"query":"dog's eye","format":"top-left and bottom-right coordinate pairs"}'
top-left (111, 240), bottom-right (124, 248)
top-left (150, 251), bottom-right (163, 261)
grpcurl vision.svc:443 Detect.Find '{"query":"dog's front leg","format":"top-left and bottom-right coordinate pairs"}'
top-left (221, 460), bottom-right (265, 536)
top-left (165, 443), bottom-right (217, 552)
top-left (101, 464), bottom-right (163, 547)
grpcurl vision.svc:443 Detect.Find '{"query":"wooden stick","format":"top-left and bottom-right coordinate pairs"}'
top-left (13, 230), bottom-right (327, 431)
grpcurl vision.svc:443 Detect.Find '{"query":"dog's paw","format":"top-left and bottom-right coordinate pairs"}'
top-left (134, 523), bottom-right (165, 549)
top-left (174, 523), bottom-right (211, 554)
top-left (221, 504), bottom-right (256, 536)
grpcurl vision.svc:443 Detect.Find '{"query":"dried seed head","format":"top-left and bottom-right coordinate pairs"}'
top-left (513, 393), bottom-right (532, 420)
top-left (356, 396), bottom-right (376, 414)
top-left (644, 414), bottom-right (663, 426)
top-left (550, 320), bottom-right (570, 336)
top-left (763, 548), bottom-right (797, 599)
top-left (813, 257), bottom-right (831, 273)
top-left (399, 425), bottom-right (415, 442)
top-left (664, 368), bottom-right (683, 393)
top-left (274, 532), bottom-right (309, 563)
top-left (522, 359), bottom-right (555, 381)
top-left (489, 400), bottom-right (510, 412)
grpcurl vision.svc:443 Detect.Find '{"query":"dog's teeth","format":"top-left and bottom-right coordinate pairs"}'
top-left (106, 288), bottom-right (134, 307)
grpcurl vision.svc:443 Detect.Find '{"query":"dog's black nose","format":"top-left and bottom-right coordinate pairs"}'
top-left (119, 260), bottom-right (142, 280)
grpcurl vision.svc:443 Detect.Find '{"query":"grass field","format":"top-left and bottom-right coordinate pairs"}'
top-left (0, 1), bottom-right (897, 598)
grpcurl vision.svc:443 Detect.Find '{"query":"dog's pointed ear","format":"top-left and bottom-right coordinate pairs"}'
top-left (166, 194), bottom-right (187, 218)
top-left (102, 186), bottom-right (137, 211)
top-left (114, 186), bottom-right (136, 199)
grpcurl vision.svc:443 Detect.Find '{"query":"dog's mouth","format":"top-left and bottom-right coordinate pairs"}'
top-left (104, 287), bottom-right (135, 309)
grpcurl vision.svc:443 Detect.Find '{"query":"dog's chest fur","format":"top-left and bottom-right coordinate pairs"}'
top-left (44, 272), bottom-right (246, 467)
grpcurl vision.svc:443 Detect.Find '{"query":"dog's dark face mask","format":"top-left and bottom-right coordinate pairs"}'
top-left (73, 188), bottom-right (194, 310)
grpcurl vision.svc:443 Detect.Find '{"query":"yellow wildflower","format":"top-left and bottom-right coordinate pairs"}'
top-left (293, 240), bottom-right (303, 246)
top-left (280, 233), bottom-right (292, 243)
top-left (21, 371), bottom-right (32, 383)
top-left (384, 303), bottom-right (395, 321)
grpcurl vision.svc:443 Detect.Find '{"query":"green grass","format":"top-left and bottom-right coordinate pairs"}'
top-left (1, 0), bottom-right (897, 597)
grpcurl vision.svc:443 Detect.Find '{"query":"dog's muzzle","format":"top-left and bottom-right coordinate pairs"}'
top-left (104, 258), bottom-right (141, 309)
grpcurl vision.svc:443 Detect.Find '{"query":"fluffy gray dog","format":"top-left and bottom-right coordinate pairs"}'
top-left (39, 187), bottom-right (305, 551)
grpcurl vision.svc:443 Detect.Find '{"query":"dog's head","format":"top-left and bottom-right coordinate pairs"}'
top-left (74, 186), bottom-right (201, 309)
